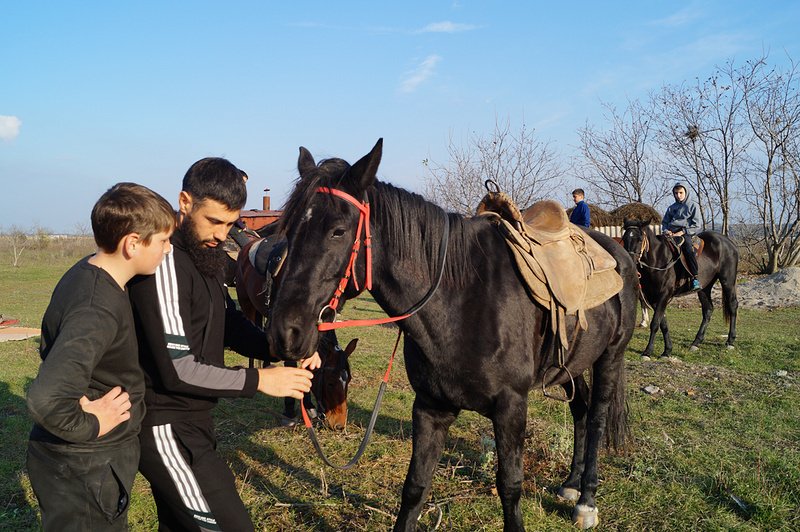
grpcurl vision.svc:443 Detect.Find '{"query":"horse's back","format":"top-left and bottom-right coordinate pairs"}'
top-left (697, 231), bottom-right (739, 279)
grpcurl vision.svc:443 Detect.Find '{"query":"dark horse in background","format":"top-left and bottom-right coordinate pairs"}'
top-left (234, 224), bottom-right (357, 430)
top-left (267, 139), bottom-right (638, 530)
top-left (621, 219), bottom-right (738, 359)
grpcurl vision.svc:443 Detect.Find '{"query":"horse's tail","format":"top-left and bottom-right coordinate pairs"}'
top-left (721, 281), bottom-right (738, 325)
top-left (605, 363), bottom-right (629, 451)
top-left (720, 239), bottom-right (739, 325)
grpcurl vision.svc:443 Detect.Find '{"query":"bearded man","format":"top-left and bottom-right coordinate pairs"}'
top-left (128, 157), bottom-right (319, 531)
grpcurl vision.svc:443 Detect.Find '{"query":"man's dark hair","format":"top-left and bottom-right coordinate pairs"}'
top-left (572, 188), bottom-right (585, 196)
top-left (182, 157), bottom-right (247, 210)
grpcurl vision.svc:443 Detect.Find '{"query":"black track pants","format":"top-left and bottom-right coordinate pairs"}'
top-left (138, 418), bottom-right (254, 532)
top-left (680, 237), bottom-right (699, 277)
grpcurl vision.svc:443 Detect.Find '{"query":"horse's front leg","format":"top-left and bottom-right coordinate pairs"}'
top-left (394, 399), bottom-right (458, 532)
top-left (642, 302), bottom-right (666, 358)
top-left (690, 284), bottom-right (715, 350)
top-left (491, 391), bottom-right (529, 532)
top-left (558, 376), bottom-right (590, 502)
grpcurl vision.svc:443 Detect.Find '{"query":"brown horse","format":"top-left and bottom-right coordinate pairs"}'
top-left (235, 233), bottom-right (356, 430)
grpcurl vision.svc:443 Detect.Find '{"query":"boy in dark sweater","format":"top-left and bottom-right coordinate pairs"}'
top-left (26, 183), bottom-right (175, 531)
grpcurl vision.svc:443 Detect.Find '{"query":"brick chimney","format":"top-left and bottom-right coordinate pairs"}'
top-left (262, 188), bottom-right (271, 211)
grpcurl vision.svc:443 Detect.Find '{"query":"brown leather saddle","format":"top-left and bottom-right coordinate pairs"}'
top-left (664, 234), bottom-right (705, 274)
top-left (476, 191), bottom-right (623, 349)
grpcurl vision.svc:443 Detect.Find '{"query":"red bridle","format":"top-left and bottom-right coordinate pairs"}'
top-left (316, 187), bottom-right (372, 312)
top-left (313, 186), bottom-right (450, 332)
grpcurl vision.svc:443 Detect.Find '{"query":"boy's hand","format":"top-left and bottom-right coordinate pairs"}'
top-left (300, 351), bottom-right (321, 370)
top-left (79, 386), bottom-right (131, 438)
top-left (256, 366), bottom-right (313, 399)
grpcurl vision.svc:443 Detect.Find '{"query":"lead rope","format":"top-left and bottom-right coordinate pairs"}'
top-left (301, 329), bottom-right (402, 469)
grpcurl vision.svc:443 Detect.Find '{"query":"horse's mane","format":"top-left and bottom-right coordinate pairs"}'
top-left (277, 157), bottom-right (476, 288)
top-left (369, 181), bottom-right (475, 288)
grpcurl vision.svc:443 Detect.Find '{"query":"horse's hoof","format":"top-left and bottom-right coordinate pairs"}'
top-left (557, 486), bottom-right (580, 502)
top-left (726, 345), bottom-right (735, 350)
top-left (641, 354), bottom-right (652, 361)
top-left (572, 504), bottom-right (599, 529)
top-left (280, 417), bottom-right (298, 428)
top-left (690, 345), bottom-right (700, 352)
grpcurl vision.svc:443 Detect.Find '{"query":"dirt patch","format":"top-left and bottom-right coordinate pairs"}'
top-left (672, 266), bottom-right (800, 310)
top-left (0, 327), bottom-right (40, 342)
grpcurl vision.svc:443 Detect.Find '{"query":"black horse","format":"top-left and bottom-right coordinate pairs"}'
top-left (621, 219), bottom-right (738, 358)
top-left (267, 139), bottom-right (638, 530)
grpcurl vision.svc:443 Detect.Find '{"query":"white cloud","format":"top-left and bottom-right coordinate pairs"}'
top-left (652, 6), bottom-right (703, 28)
top-left (416, 21), bottom-right (477, 34)
top-left (400, 55), bottom-right (442, 93)
top-left (0, 115), bottom-right (22, 141)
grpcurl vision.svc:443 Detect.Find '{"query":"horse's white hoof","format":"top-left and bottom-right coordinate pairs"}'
top-left (557, 486), bottom-right (580, 502)
top-left (572, 504), bottom-right (599, 529)
top-left (726, 345), bottom-right (735, 350)
top-left (640, 355), bottom-right (651, 361)
top-left (689, 345), bottom-right (700, 352)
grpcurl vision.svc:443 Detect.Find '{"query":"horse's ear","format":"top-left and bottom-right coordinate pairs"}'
top-left (344, 338), bottom-right (358, 357)
top-left (348, 138), bottom-right (383, 191)
top-left (298, 147), bottom-right (316, 177)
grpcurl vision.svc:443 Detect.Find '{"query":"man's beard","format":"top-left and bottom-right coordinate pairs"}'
top-left (179, 215), bottom-right (229, 278)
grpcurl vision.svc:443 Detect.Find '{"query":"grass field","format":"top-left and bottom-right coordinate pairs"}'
top-left (1, 239), bottom-right (798, 530)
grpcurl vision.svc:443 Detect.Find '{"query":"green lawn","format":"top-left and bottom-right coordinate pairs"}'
top-left (1, 241), bottom-right (798, 530)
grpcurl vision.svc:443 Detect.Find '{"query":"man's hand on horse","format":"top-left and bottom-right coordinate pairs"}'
top-left (256, 366), bottom-right (314, 399)
top-left (300, 351), bottom-right (321, 370)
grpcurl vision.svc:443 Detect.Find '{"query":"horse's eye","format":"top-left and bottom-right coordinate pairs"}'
top-left (332, 228), bottom-right (346, 238)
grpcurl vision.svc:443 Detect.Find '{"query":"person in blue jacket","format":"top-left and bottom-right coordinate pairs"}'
top-left (662, 182), bottom-right (701, 291)
top-left (569, 188), bottom-right (591, 228)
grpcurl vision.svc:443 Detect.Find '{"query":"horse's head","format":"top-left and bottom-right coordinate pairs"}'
top-left (313, 336), bottom-right (357, 430)
top-left (621, 219), bottom-right (650, 264)
top-left (268, 139), bottom-right (383, 360)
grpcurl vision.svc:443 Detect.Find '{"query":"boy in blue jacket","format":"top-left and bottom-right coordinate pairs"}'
top-left (569, 188), bottom-right (591, 228)
top-left (662, 182), bottom-right (701, 290)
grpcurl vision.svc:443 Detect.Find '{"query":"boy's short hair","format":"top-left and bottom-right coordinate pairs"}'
top-left (572, 188), bottom-right (585, 196)
top-left (182, 157), bottom-right (247, 211)
top-left (92, 183), bottom-right (176, 253)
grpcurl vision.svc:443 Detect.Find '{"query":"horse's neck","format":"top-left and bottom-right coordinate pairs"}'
top-left (367, 187), bottom-right (452, 319)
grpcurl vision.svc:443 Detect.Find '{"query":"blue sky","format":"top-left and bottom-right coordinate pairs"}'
top-left (2, 1), bottom-right (799, 231)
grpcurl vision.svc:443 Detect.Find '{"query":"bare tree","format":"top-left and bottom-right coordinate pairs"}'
top-left (424, 117), bottom-right (564, 214)
top-left (651, 61), bottom-right (750, 234)
top-left (741, 55), bottom-right (800, 273)
top-left (5, 226), bottom-right (28, 267)
top-left (575, 99), bottom-right (665, 209)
